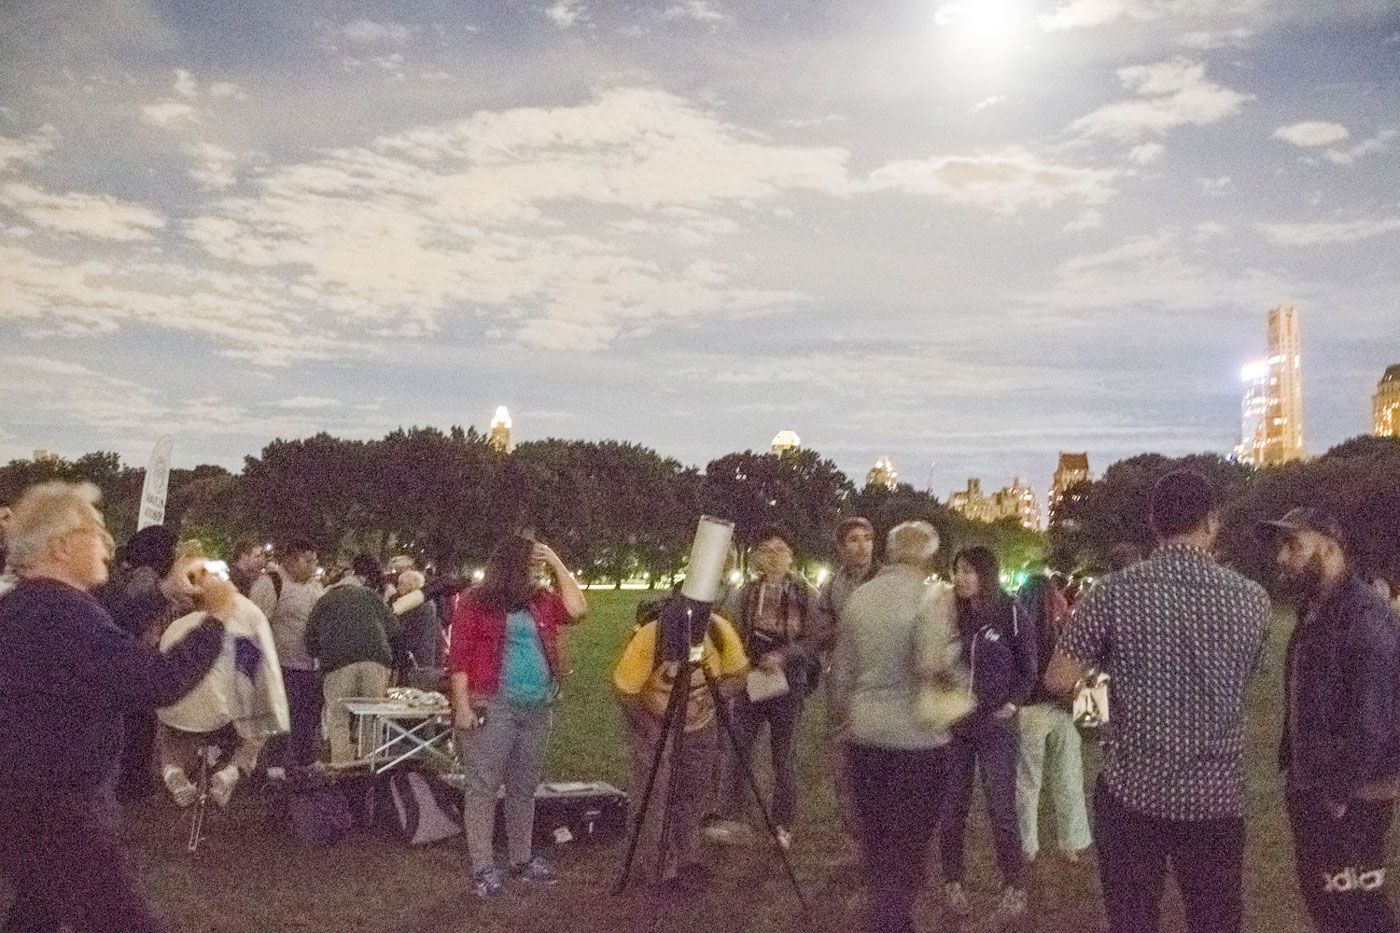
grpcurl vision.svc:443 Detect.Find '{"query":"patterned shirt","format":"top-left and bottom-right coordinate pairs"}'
top-left (1060, 543), bottom-right (1271, 821)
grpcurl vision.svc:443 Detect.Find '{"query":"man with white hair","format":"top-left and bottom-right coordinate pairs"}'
top-left (830, 520), bottom-right (968, 933)
top-left (0, 481), bottom-right (235, 933)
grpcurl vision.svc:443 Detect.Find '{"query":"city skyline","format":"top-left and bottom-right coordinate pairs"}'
top-left (1, 1), bottom-right (1397, 492)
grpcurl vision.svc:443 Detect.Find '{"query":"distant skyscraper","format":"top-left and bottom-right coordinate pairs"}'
top-left (1049, 452), bottom-right (1090, 520)
top-left (949, 476), bottom-right (1042, 530)
top-left (866, 456), bottom-right (898, 490)
top-left (1237, 306), bottom-right (1305, 467)
top-left (1375, 365), bottom-right (1400, 438)
top-left (771, 430), bottom-right (801, 454)
top-left (31, 449), bottom-right (59, 464)
top-left (489, 406), bottom-right (512, 453)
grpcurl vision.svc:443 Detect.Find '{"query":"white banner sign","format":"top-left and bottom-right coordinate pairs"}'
top-left (137, 435), bottom-right (175, 530)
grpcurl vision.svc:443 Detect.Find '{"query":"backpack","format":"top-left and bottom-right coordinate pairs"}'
top-left (377, 769), bottom-right (462, 846)
top-left (287, 783), bottom-right (354, 846)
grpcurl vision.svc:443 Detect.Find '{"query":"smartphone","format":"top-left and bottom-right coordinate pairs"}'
top-left (203, 560), bottom-right (230, 580)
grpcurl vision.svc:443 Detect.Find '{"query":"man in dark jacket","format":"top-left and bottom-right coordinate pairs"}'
top-left (0, 481), bottom-right (231, 933)
top-left (306, 553), bottom-right (398, 763)
top-left (1261, 507), bottom-right (1400, 932)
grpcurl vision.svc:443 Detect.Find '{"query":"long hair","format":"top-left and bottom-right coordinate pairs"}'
top-left (473, 534), bottom-right (537, 611)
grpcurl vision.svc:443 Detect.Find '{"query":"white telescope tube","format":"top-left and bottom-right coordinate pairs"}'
top-left (679, 515), bottom-right (734, 604)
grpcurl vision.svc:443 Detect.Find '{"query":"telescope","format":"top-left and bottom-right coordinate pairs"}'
top-left (657, 515), bottom-right (732, 664)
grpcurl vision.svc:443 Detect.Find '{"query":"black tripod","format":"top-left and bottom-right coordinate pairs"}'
top-left (613, 634), bottom-right (807, 912)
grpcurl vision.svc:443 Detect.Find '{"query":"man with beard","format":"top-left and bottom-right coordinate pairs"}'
top-left (1259, 508), bottom-right (1400, 932)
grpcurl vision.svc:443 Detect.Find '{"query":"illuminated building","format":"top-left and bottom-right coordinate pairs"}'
top-left (32, 450), bottom-right (59, 464)
top-left (1048, 452), bottom-right (1090, 521)
top-left (489, 406), bottom-right (512, 453)
top-left (1375, 365), bottom-right (1400, 437)
top-left (949, 476), bottom-right (1042, 530)
top-left (771, 430), bottom-right (801, 454)
top-left (1236, 306), bottom-right (1305, 466)
top-left (866, 456), bottom-right (898, 490)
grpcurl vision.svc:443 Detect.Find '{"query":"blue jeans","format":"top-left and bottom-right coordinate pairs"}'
top-left (730, 691), bottom-right (804, 827)
top-left (939, 714), bottom-right (1024, 887)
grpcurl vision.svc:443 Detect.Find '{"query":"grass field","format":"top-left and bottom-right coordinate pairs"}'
top-left (1, 589), bottom-right (1377, 931)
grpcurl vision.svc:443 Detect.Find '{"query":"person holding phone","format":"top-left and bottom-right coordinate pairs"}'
top-left (446, 535), bottom-right (586, 898)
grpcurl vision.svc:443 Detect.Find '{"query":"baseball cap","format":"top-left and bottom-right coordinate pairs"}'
top-left (1255, 507), bottom-right (1348, 549)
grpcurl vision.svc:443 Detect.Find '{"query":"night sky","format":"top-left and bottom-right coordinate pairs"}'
top-left (1, 0), bottom-right (1396, 502)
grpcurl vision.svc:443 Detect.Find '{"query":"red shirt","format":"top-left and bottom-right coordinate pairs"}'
top-left (446, 589), bottom-right (574, 699)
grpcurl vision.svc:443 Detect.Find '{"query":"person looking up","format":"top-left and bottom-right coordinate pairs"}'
top-left (447, 535), bottom-right (586, 898)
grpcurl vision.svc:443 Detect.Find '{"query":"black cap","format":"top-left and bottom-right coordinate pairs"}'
top-left (1255, 507), bottom-right (1348, 549)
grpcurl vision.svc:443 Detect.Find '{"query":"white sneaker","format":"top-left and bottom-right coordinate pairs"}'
top-left (944, 881), bottom-right (972, 917)
top-left (209, 765), bottom-right (240, 808)
top-left (163, 767), bottom-right (197, 808)
top-left (775, 825), bottom-right (793, 851)
top-left (701, 818), bottom-right (749, 844)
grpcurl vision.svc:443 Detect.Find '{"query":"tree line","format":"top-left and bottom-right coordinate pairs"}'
top-left (1051, 435), bottom-right (1400, 585)
top-left (0, 428), bottom-right (1043, 585)
top-left (5, 430), bottom-right (1393, 587)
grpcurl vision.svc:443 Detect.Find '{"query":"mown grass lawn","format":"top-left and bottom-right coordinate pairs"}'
top-left (2, 589), bottom-right (1377, 931)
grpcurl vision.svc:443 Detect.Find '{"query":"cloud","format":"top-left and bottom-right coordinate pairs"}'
top-left (1128, 142), bottom-right (1164, 164)
top-left (0, 356), bottom-right (370, 449)
top-left (1040, 0), bottom-right (1132, 32)
top-left (1177, 28), bottom-right (1253, 49)
top-left (342, 19), bottom-right (412, 45)
top-left (188, 142), bottom-right (240, 191)
top-left (173, 69), bottom-right (199, 99)
top-left (270, 396), bottom-right (344, 409)
top-left (663, 1), bottom-right (727, 22)
top-left (182, 88), bottom-right (850, 351)
top-left (0, 127), bottom-right (58, 174)
top-left (1071, 57), bottom-right (1252, 142)
top-left (141, 100), bottom-right (197, 127)
top-left (971, 95), bottom-right (1006, 113)
top-left (1324, 128), bottom-right (1397, 165)
top-left (0, 242), bottom-right (360, 366)
top-left (547, 1), bottom-right (584, 28)
top-left (0, 183), bottom-right (165, 240)
top-left (1258, 216), bottom-right (1400, 246)
top-left (1274, 121), bottom-right (1350, 148)
top-left (865, 147), bottom-right (1116, 213)
top-left (1033, 228), bottom-right (1297, 316)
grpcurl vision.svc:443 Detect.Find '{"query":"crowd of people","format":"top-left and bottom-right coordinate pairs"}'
top-left (1, 471), bottom-right (1398, 933)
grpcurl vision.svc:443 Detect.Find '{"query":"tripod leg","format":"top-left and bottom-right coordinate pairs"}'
top-left (613, 661), bottom-right (691, 894)
top-left (704, 670), bottom-right (809, 914)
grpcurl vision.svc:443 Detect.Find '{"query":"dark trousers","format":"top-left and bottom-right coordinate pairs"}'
top-left (732, 691), bottom-right (803, 827)
top-left (276, 667), bottom-right (323, 768)
top-left (939, 715), bottom-right (1024, 887)
top-left (1287, 791), bottom-right (1399, 932)
top-left (1093, 776), bottom-right (1244, 933)
top-left (848, 742), bottom-right (949, 933)
top-left (0, 787), bottom-right (168, 933)
top-left (117, 710), bottom-right (157, 799)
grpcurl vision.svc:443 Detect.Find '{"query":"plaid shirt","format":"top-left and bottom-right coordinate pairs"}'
top-left (1061, 544), bottom-right (1271, 820)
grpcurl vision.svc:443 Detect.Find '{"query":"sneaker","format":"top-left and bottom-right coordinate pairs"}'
top-left (473, 866), bottom-right (506, 898)
top-left (991, 886), bottom-right (1028, 925)
top-left (265, 766), bottom-right (287, 782)
top-left (209, 765), bottom-right (240, 808)
top-left (162, 767), bottom-right (198, 808)
top-left (774, 825), bottom-right (793, 851)
top-left (944, 881), bottom-right (972, 917)
top-left (510, 856), bottom-right (558, 884)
